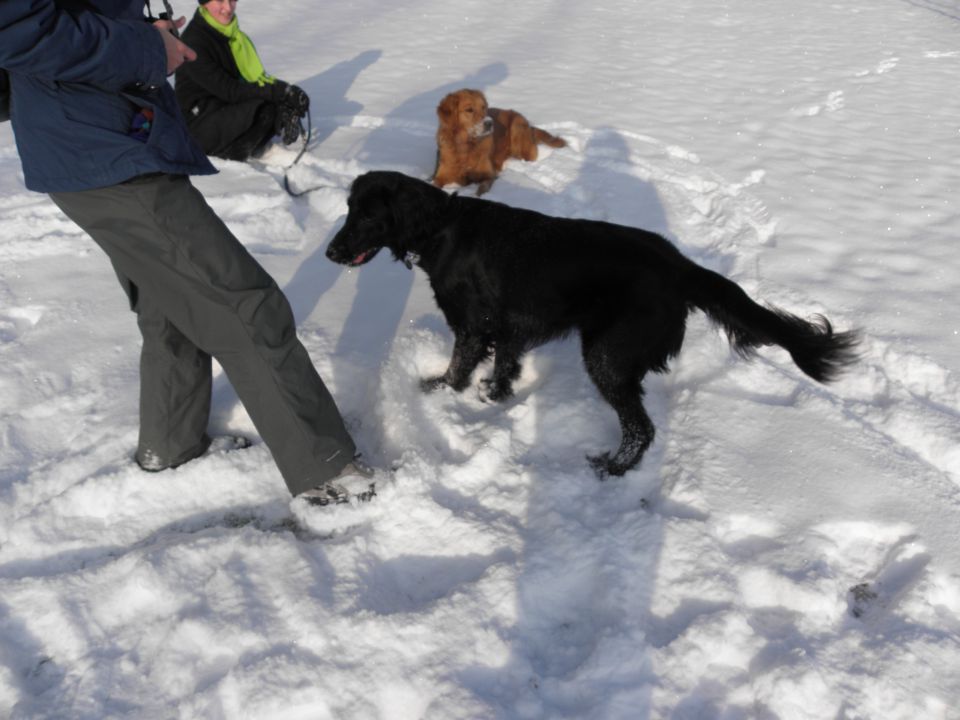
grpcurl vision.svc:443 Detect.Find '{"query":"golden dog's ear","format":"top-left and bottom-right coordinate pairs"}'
top-left (437, 93), bottom-right (458, 120)
top-left (467, 89), bottom-right (487, 111)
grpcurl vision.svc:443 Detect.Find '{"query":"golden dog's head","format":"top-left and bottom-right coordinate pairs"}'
top-left (436, 89), bottom-right (493, 139)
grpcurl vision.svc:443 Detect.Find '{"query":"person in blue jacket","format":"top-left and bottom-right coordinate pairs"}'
top-left (0, 0), bottom-right (372, 505)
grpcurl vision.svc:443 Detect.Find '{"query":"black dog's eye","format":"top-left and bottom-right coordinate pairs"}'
top-left (359, 218), bottom-right (388, 233)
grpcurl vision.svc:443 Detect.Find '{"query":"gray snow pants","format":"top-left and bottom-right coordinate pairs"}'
top-left (49, 173), bottom-right (355, 496)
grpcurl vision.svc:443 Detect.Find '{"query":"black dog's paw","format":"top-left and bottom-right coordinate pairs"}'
top-left (587, 453), bottom-right (610, 479)
top-left (588, 452), bottom-right (630, 479)
top-left (478, 377), bottom-right (514, 403)
top-left (419, 376), bottom-right (448, 393)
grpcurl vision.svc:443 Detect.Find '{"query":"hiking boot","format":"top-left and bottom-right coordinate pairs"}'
top-left (136, 435), bottom-right (252, 472)
top-left (299, 455), bottom-right (376, 506)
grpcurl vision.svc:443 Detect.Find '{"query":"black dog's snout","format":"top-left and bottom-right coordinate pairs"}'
top-left (326, 232), bottom-right (347, 262)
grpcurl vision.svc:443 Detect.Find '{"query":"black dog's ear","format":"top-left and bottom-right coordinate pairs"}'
top-left (384, 171), bottom-right (402, 191)
top-left (351, 171), bottom-right (393, 202)
top-left (349, 171), bottom-right (371, 195)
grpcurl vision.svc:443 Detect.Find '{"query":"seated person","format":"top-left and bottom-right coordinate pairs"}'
top-left (175, 0), bottom-right (308, 161)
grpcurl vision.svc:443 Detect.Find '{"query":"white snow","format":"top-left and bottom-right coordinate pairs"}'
top-left (2, 0), bottom-right (960, 718)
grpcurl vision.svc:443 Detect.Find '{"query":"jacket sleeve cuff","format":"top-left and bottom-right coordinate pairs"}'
top-left (132, 21), bottom-right (171, 87)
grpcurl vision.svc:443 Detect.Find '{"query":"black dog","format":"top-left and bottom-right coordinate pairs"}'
top-left (327, 171), bottom-right (860, 477)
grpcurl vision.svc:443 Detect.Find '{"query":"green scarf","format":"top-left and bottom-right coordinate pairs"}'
top-left (199, 7), bottom-right (276, 86)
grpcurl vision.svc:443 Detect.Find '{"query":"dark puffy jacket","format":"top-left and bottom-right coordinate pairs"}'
top-left (0, 0), bottom-right (215, 192)
top-left (175, 10), bottom-right (285, 150)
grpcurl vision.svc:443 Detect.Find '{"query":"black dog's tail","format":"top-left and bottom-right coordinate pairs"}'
top-left (685, 264), bottom-right (861, 383)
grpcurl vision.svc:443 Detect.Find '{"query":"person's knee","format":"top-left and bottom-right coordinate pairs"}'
top-left (243, 285), bottom-right (297, 347)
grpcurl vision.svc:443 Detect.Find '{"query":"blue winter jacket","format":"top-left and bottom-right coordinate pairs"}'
top-left (0, 0), bottom-right (216, 192)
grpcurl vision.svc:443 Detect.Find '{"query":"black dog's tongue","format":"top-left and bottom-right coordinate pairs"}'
top-left (350, 250), bottom-right (372, 266)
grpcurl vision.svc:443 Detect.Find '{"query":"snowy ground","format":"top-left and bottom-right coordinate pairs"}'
top-left (2, 1), bottom-right (960, 718)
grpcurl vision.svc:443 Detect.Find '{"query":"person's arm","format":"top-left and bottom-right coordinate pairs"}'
top-left (179, 43), bottom-right (287, 106)
top-left (0, 0), bottom-right (179, 90)
top-left (154, 17), bottom-right (198, 76)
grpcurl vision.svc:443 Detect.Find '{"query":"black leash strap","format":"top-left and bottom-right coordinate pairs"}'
top-left (282, 109), bottom-right (335, 198)
top-left (161, 0), bottom-right (179, 34)
top-left (145, 0), bottom-right (179, 34)
top-left (290, 107), bottom-right (311, 168)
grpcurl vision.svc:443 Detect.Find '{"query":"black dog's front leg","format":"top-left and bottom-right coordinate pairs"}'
top-left (479, 339), bottom-right (524, 402)
top-left (420, 332), bottom-right (489, 393)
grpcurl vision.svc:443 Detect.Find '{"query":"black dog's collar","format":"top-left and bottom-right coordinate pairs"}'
top-left (400, 191), bottom-right (457, 270)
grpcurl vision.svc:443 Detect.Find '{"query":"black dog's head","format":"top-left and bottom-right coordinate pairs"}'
top-left (326, 171), bottom-right (450, 267)
top-left (326, 172), bottom-right (400, 267)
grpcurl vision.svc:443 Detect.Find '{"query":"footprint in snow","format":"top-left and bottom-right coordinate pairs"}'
top-left (0, 305), bottom-right (46, 342)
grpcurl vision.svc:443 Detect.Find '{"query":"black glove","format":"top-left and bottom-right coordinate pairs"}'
top-left (267, 79), bottom-right (290, 104)
top-left (284, 84), bottom-right (310, 115)
top-left (277, 104), bottom-right (303, 145)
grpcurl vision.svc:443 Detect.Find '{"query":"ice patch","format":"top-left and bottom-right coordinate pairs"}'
top-left (876, 57), bottom-right (899, 74)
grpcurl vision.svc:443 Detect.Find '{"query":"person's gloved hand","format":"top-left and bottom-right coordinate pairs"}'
top-left (284, 84), bottom-right (310, 116)
top-left (267, 79), bottom-right (290, 104)
top-left (277, 104), bottom-right (303, 145)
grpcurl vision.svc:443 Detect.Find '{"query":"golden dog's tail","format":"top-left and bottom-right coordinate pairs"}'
top-left (533, 127), bottom-right (567, 148)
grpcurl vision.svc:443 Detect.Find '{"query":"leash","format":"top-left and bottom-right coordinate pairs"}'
top-left (288, 107), bottom-right (311, 168)
top-left (161, 0), bottom-right (179, 34)
top-left (145, 0), bottom-right (181, 34)
top-left (281, 109), bottom-right (336, 198)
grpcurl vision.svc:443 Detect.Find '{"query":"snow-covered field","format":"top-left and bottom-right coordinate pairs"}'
top-left (2, 1), bottom-right (959, 717)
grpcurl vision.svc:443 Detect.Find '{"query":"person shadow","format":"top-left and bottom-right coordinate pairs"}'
top-left (295, 49), bottom-right (383, 148)
top-left (457, 129), bottom-right (671, 718)
top-left (210, 51), bottom-right (381, 432)
top-left (279, 51), bottom-right (383, 322)
top-left (566, 127), bottom-right (670, 233)
top-left (325, 63), bottom-right (510, 443)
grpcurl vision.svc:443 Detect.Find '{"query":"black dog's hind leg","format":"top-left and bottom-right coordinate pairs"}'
top-left (420, 332), bottom-right (489, 393)
top-left (586, 389), bottom-right (655, 478)
top-left (582, 335), bottom-right (656, 478)
top-left (479, 339), bottom-right (524, 402)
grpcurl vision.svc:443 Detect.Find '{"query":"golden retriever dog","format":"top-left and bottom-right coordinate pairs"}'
top-left (432, 88), bottom-right (566, 195)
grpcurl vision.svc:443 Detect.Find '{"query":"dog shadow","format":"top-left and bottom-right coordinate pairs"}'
top-left (456, 128), bottom-right (671, 718)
